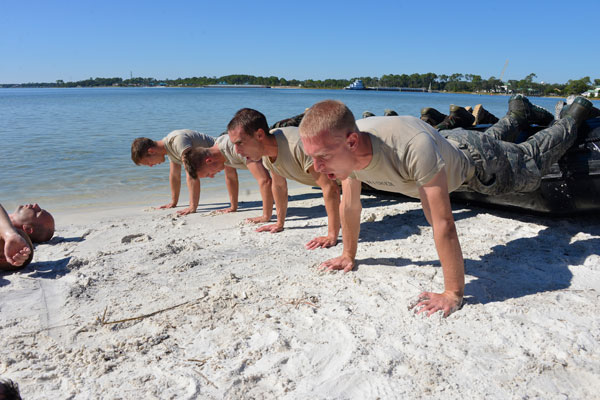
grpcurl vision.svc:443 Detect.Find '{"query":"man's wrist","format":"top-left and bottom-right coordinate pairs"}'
top-left (444, 289), bottom-right (464, 299)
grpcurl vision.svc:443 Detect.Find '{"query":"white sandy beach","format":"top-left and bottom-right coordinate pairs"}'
top-left (1, 187), bottom-right (599, 399)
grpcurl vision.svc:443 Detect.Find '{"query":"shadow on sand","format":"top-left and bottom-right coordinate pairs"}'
top-left (353, 199), bottom-right (599, 305)
top-left (25, 257), bottom-right (72, 280)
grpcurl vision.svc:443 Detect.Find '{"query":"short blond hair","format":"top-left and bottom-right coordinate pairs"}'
top-left (299, 100), bottom-right (358, 139)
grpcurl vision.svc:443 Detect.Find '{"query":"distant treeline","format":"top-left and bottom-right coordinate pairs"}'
top-left (2, 73), bottom-right (598, 96)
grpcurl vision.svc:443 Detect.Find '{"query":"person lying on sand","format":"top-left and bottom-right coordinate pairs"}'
top-left (227, 108), bottom-right (341, 250)
top-left (8, 203), bottom-right (54, 243)
top-left (131, 129), bottom-right (223, 216)
top-left (1, 204), bottom-right (34, 271)
top-left (299, 95), bottom-right (594, 317)
top-left (181, 135), bottom-right (274, 223)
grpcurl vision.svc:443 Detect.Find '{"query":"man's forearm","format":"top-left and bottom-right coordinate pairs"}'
top-left (187, 175), bottom-right (200, 210)
top-left (224, 167), bottom-right (239, 211)
top-left (340, 180), bottom-right (362, 259)
top-left (0, 204), bottom-right (17, 238)
top-left (321, 182), bottom-right (341, 238)
top-left (433, 221), bottom-right (465, 297)
top-left (169, 173), bottom-right (181, 205)
top-left (259, 180), bottom-right (274, 218)
top-left (272, 178), bottom-right (288, 228)
top-left (247, 162), bottom-right (273, 219)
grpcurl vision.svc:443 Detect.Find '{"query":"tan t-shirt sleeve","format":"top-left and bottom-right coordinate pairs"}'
top-left (294, 141), bottom-right (314, 174)
top-left (404, 132), bottom-right (446, 187)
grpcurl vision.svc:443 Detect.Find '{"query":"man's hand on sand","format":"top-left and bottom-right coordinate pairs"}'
top-left (176, 207), bottom-right (196, 216)
top-left (157, 202), bottom-right (177, 210)
top-left (317, 255), bottom-right (354, 273)
top-left (256, 223), bottom-right (283, 233)
top-left (4, 233), bottom-right (31, 267)
top-left (245, 215), bottom-right (271, 224)
top-left (410, 291), bottom-right (463, 318)
top-left (305, 235), bottom-right (338, 250)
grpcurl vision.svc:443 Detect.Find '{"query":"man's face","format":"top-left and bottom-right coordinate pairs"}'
top-left (139, 153), bottom-right (165, 167)
top-left (302, 131), bottom-right (355, 181)
top-left (228, 126), bottom-right (264, 162)
top-left (196, 159), bottom-right (225, 179)
top-left (11, 204), bottom-right (54, 231)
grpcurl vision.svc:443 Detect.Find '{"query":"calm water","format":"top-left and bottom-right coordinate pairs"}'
top-left (0, 87), bottom-right (579, 212)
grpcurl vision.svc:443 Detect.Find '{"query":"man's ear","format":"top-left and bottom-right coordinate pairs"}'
top-left (255, 129), bottom-right (265, 140)
top-left (147, 147), bottom-right (158, 155)
top-left (346, 132), bottom-right (359, 150)
top-left (205, 157), bottom-right (213, 164)
top-left (22, 224), bottom-right (34, 235)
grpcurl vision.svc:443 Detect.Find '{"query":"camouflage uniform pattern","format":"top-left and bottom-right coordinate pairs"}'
top-left (444, 116), bottom-right (577, 196)
top-left (270, 113), bottom-right (305, 129)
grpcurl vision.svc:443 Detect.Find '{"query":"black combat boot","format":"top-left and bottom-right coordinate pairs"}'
top-left (508, 94), bottom-right (554, 128)
top-left (562, 96), bottom-right (593, 128)
top-left (362, 111), bottom-right (375, 118)
top-left (435, 105), bottom-right (475, 130)
top-left (420, 107), bottom-right (447, 127)
top-left (557, 98), bottom-right (600, 121)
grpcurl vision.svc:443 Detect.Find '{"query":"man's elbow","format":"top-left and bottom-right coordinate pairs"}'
top-left (273, 179), bottom-right (287, 192)
top-left (259, 176), bottom-right (272, 188)
top-left (434, 217), bottom-right (458, 239)
top-left (344, 201), bottom-right (362, 215)
top-left (323, 181), bottom-right (341, 197)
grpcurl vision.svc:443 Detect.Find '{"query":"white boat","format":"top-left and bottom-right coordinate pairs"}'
top-left (345, 79), bottom-right (365, 90)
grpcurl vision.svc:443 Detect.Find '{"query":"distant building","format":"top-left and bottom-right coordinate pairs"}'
top-left (583, 86), bottom-right (600, 98)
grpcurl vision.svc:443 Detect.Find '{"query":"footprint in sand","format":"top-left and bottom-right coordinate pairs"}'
top-left (121, 233), bottom-right (152, 244)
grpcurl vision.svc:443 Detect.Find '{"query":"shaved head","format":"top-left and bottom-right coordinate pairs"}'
top-left (299, 99), bottom-right (358, 139)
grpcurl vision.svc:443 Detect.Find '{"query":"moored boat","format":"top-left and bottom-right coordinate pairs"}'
top-left (345, 80), bottom-right (365, 90)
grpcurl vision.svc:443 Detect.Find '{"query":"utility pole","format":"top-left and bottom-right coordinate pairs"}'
top-left (499, 59), bottom-right (509, 93)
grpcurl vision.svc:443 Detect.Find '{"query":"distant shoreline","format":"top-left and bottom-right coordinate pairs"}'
top-left (2, 85), bottom-right (589, 100)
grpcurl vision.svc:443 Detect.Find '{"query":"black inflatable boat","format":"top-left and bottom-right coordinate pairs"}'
top-left (362, 118), bottom-right (600, 215)
top-left (447, 118), bottom-right (600, 215)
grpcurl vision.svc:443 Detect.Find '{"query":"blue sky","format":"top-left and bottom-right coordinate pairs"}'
top-left (1, 0), bottom-right (598, 84)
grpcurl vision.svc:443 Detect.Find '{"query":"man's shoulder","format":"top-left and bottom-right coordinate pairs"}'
top-left (269, 126), bottom-right (299, 137)
top-left (167, 129), bottom-right (194, 138)
top-left (357, 115), bottom-right (429, 132)
top-left (168, 129), bottom-right (211, 139)
top-left (215, 134), bottom-right (230, 146)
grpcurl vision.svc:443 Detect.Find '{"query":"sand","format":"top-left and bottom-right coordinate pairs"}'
top-left (1, 187), bottom-right (599, 399)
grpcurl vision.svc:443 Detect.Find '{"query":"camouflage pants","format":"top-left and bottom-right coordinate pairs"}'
top-left (444, 116), bottom-right (577, 195)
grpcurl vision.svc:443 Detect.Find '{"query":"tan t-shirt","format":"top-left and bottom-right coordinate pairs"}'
top-left (216, 135), bottom-right (248, 170)
top-left (351, 116), bottom-right (473, 198)
top-left (262, 127), bottom-right (317, 187)
top-left (162, 129), bottom-right (215, 165)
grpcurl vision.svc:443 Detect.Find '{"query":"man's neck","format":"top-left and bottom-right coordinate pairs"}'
top-left (212, 145), bottom-right (227, 164)
top-left (263, 134), bottom-right (278, 161)
top-left (155, 140), bottom-right (168, 156)
top-left (354, 132), bottom-right (373, 171)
